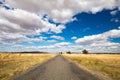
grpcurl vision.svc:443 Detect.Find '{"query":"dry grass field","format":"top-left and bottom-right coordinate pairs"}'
top-left (64, 54), bottom-right (120, 80)
top-left (0, 53), bottom-right (56, 80)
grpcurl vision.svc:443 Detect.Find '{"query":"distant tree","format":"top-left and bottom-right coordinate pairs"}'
top-left (59, 52), bottom-right (62, 54)
top-left (67, 51), bottom-right (72, 54)
top-left (82, 49), bottom-right (88, 54)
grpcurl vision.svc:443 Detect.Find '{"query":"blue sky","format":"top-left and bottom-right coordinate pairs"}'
top-left (0, 0), bottom-right (120, 53)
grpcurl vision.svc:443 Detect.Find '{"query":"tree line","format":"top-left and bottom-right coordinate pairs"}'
top-left (65, 49), bottom-right (89, 54)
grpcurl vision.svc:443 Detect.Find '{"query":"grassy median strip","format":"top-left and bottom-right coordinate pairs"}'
top-left (64, 54), bottom-right (120, 80)
top-left (0, 53), bottom-right (56, 80)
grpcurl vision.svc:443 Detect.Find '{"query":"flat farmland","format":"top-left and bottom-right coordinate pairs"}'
top-left (64, 54), bottom-right (120, 80)
top-left (0, 53), bottom-right (56, 80)
top-left (1, 53), bottom-right (120, 80)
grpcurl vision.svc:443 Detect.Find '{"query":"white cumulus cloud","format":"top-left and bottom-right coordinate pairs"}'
top-left (5, 0), bottom-right (120, 23)
top-left (110, 10), bottom-right (118, 15)
top-left (0, 7), bottom-right (65, 43)
top-left (71, 36), bottom-right (77, 40)
top-left (75, 29), bottom-right (120, 45)
top-left (50, 35), bottom-right (65, 40)
top-left (75, 29), bottom-right (120, 53)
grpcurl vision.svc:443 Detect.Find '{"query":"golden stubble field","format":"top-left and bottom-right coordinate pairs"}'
top-left (0, 53), bottom-right (120, 80)
top-left (64, 54), bottom-right (120, 80)
top-left (0, 53), bottom-right (56, 80)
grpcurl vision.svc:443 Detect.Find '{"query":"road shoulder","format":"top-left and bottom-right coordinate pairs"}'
top-left (64, 56), bottom-right (113, 80)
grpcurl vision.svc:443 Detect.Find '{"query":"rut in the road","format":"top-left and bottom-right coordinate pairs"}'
top-left (10, 55), bottom-right (100, 80)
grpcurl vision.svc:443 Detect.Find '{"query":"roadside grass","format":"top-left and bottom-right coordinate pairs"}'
top-left (64, 54), bottom-right (120, 80)
top-left (0, 53), bottom-right (56, 80)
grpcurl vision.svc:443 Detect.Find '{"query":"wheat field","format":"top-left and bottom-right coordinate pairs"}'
top-left (64, 54), bottom-right (120, 80)
top-left (0, 53), bottom-right (56, 80)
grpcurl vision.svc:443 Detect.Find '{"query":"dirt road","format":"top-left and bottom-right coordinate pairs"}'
top-left (10, 55), bottom-right (100, 80)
